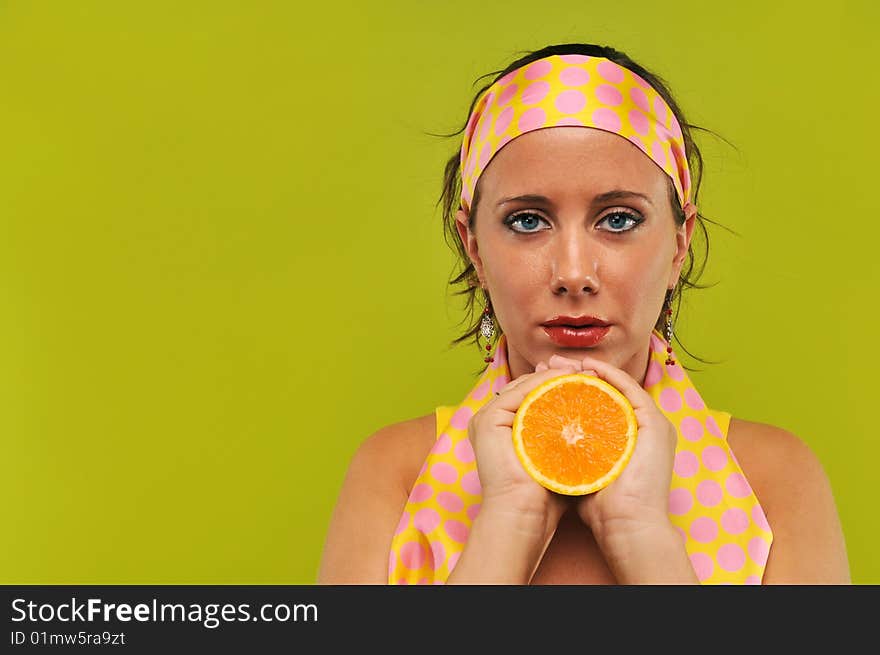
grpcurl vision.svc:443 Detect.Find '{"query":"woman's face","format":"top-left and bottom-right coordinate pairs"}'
top-left (456, 127), bottom-right (697, 383)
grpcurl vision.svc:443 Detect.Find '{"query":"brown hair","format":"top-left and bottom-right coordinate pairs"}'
top-left (432, 43), bottom-right (731, 375)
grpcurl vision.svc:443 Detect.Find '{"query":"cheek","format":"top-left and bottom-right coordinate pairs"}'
top-left (604, 246), bottom-right (670, 308)
top-left (483, 239), bottom-right (545, 281)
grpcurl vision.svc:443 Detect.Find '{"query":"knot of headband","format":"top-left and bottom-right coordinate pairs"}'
top-left (458, 54), bottom-right (692, 214)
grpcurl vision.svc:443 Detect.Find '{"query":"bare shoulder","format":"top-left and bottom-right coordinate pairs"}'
top-left (727, 416), bottom-right (850, 583)
top-left (316, 411), bottom-right (438, 583)
top-left (727, 417), bottom-right (826, 500)
top-left (353, 412), bottom-right (438, 494)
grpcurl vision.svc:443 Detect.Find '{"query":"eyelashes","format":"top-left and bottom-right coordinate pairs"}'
top-left (502, 210), bottom-right (645, 234)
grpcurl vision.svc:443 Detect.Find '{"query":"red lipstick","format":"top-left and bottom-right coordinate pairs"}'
top-left (541, 315), bottom-right (611, 348)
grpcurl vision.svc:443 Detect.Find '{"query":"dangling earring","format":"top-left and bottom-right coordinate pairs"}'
top-left (664, 288), bottom-right (676, 366)
top-left (479, 290), bottom-right (496, 364)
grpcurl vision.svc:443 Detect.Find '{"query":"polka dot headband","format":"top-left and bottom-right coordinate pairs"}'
top-left (459, 54), bottom-right (692, 213)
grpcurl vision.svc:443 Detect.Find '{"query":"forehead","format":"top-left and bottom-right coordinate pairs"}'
top-left (478, 127), bottom-right (669, 200)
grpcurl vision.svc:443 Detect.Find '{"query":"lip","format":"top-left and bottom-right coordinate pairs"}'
top-left (542, 315), bottom-right (611, 328)
top-left (542, 325), bottom-right (611, 348)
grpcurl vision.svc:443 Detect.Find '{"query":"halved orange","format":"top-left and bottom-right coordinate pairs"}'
top-left (512, 373), bottom-right (638, 495)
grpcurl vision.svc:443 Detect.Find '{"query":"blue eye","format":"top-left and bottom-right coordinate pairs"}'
top-left (503, 212), bottom-right (548, 233)
top-left (599, 211), bottom-right (643, 233)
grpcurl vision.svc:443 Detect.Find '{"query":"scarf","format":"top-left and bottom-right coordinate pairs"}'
top-left (388, 331), bottom-right (773, 584)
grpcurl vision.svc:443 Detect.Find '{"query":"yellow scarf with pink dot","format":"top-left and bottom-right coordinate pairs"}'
top-left (388, 331), bottom-right (773, 584)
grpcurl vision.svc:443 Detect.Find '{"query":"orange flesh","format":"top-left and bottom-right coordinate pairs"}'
top-left (520, 382), bottom-right (629, 487)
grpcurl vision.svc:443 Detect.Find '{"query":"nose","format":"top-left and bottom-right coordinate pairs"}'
top-left (550, 230), bottom-right (600, 296)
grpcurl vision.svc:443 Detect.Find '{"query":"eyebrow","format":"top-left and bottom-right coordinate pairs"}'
top-left (496, 189), bottom-right (654, 207)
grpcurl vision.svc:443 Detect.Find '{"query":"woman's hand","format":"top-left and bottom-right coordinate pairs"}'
top-left (534, 354), bottom-right (677, 539)
top-left (531, 353), bottom-right (698, 583)
top-left (467, 365), bottom-right (578, 533)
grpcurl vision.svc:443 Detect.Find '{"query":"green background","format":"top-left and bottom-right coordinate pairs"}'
top-left (2, 1), bottom-right (877, 583)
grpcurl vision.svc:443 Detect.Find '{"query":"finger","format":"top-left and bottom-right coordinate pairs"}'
top-left (577, 356), bottom-right (654, 412)
top-left (549, 354), bottom-right (583, 370)
top-left (492, 365), bottom-right (579, 417)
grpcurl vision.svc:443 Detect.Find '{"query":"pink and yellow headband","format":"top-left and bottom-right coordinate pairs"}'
top-left (459, 54), bottom-right (692, 214)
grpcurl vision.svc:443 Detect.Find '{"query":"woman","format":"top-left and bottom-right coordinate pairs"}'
top-left (317, 43), bottom-right (850, 584)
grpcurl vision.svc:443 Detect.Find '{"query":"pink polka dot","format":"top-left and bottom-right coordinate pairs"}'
top-left (721, 508), bottom-right (749, 535)
top-left (450, 406), bottom-right (473, 431)
top-left (643, 360), bottom-right (662, 388)
top-left (444, 519), bottom-right (469, 544)
top-left (518, 107), bottom-right (547, 132)
top-left (396, 578), bottom-right (408, 585)
top-left (430, 540), bottom-right (445, 571)
top-left (477, 141), bottom-right (493, 168)
top-left (748, 536), bottom-right (770, 567)
top-left (631, 72), bottom-right (652, 90)
top-left (434, 432), bottom-right (452, 454)
top-left (666, 361), bottom-right (685, 381)
top-left (591, 107), bottom-right (621, 132)
top-left (683, 388), bottom-right (705, 410)
top-left (436, 491), bottom-right (464, 513)
top-left (496, 84), bottom-right (518, 107)
top-left (668, 487), bottom-right (693, 515)
top-left (410, 483), bottom-right (432, 503)
top-left (560, 66), bottom-right (590, 86)
top-left (400, 541), bottom-right (426, 569)
top-left (650, 333), bottom-right (665, 350)
top-left (395, 511), bottom-right (410, 535)
top-left (595, 84), bottom-right (623, 105)
top-left (653, 96), bottom-right (668, 124)
top-left (521, 81), bottom-right (551, 105)
top-left (706, 415), bottom-right (723, 438)
top-left (470, 379), bottom-right (491, 401)
top-left (417, 577), bottom-right (428, 585)
top-left (744, 575), bottom-right (761, 585)
top-left (673, 450), bottom-right (699, 478)
top-left (492, 376), bottom-right (509, 394)
top-left (680, 416), bottom-right (704, 442)
top-left (689, 516), bottom-right (719, 543)
top-left (555, 89), bottom-right (586, 114)
top-left (651, 141), bottom-right (666, 166)
top-left (448, 551), bottom-right (461, 571)
top-left (492, 340), bottom-right (507, 368)
top-left (461, 470), bottom-right (482, 495)
top-left (466, 503), bottom-right (481, 521)
top-left (659, 388), bottom-right (682, 413)
top-left (674, 526), bottom-right (687, 542)
top-left (430, 462), bottom-right (458, 485)
top-left (725, 472), bottom-right (751, 498)
top-left (454, 438), bottom-right (475, 463)
top-left (560, 54), bottom-right (591, 64)
top-left (629, 86), bottom-right (650, 112)
top-left (752, 504), bottom-right (771, 531)
top-left (628, 135), bottom-right (647, 154)
top-left (671, 116), bottom-right (683, 139)
top-left (413, 508), bottom-right (441, 533)
top-left (696, 479), bottom-right (722, 507)
top-left (388, 550), bottom-right (396, 578)
top-left (689, 552), bottom-right (713, 581)
top-left (701, 445), bottom-right (728, 472)
top-left (524, 60), bottom-right (553, 80)
top-left (596, 60), bottom-right (624, 83)
top-left (555, 117), bottom-right (585, 126)
top-left (717, 543), bottom-right (746, 572)
top-left (479, 114), bottom-right (491, 142)
top-left (494, 106), bottom-right (514, 136)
